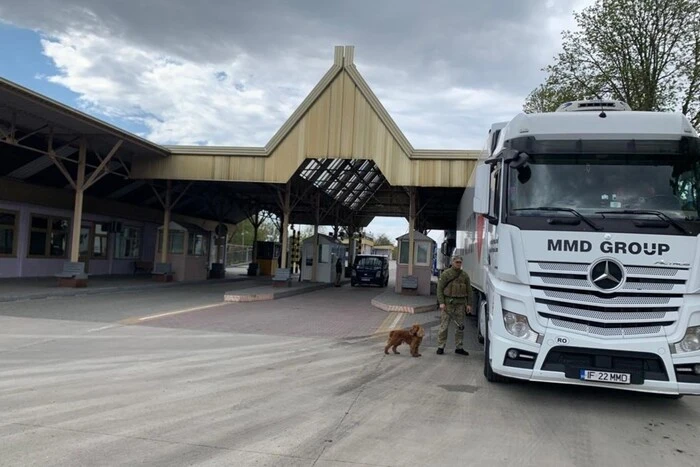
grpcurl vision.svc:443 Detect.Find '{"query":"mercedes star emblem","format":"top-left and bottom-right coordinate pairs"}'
top-left (590, 260), bottom-right (625, 291)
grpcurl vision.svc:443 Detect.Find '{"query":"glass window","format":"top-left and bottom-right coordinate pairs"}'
top-left (399, 240), bottom-right (409, 264)
top-left (415, 242), bottom-right (430, 265)
top-left (356, 256), bottom-right (383, 270)
top-left (92, 223), bottom-right (109, 258)
top-left (31, 217), bottom-right (47, 229)
top-left (115, 226), bottom-right (141, 259)
top-left (319, 244), bottom-right (330, 263)
top-left (188, 233), bottom-right (208, 256)
top-left (0, 211), bottom-right (17, 256)
top-left (29, 231), bottom-right (46, 256)
top-left (507, 139), bottom-right (700, 228)
top-left (157, 230), bottom-right (187, 254)
top-left (170, 231), bottom-right (185, 254)
top-left (489, 164), bottom-right (501, 220)
top-left (28, 215), bottom-right (68, 257)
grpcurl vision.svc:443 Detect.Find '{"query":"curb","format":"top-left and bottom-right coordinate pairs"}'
top-left (224, 280), bottom-right (348, 302)
top-left (0, 277), bottom-right (250, 304)
top-left (370, 298), bottom-right (436, 314)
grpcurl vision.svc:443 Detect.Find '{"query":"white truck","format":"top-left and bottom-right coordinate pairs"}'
top-left (457, 100), bottom-right (700, 396)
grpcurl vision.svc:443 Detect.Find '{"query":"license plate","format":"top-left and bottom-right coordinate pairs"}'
top-left (580, 369), bottom-right (631, 384)
top-left (361, 277), bottom-right (371, 281)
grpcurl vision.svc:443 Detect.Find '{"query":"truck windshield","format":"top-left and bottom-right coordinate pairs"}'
top-left (507, 140), bottom-right (700, 224)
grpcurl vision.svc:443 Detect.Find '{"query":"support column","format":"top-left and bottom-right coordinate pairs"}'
top-left (408, 187), bottom-right (416, 276)
top-left (69, 139), bottom-right (87, 263)
top-left (280, 182), bottom-right (291, 269)
top-left (161, 180), bottom-right (171, 264)
top-left (311, 192), bottom-right (320, 282)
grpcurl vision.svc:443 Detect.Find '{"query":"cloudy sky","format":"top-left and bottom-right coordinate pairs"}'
top-left (0, 0), bottom-right (592, 243)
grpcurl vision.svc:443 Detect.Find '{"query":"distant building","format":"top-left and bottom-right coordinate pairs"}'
top-left (371, 244), bottom-right (394, 260)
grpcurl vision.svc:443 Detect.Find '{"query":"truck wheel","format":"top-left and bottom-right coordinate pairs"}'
top-left (484, 312), bottom-right (510, 383)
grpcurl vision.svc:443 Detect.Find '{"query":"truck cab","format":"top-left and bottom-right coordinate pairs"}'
top-left (459, 101), bottom-right (700, 396)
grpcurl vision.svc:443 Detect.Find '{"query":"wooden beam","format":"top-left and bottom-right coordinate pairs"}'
top-left (408, 187), bottom-right (416, 276)
top-left (149, 183), bottom-right (166, 209)
top-left (84, 139), bottom-right (123, 189)
top-left (15, 124), bottom-right (49, 144)
top-left (171, 181), bottom-right (193, 209)
top-left (161, 180), bottom-right (172, 264)
top-left (69, 139), bottom-right (87, 263)
top-left (280, 181), bottom-right (291, 269)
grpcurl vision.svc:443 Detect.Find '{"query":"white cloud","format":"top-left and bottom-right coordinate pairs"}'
top-left (39, 29), bottom-right (325, 146)
top-left (0, 0), bottom-right (592, 149)
top-left (0, 0), bottom-right (595, 234)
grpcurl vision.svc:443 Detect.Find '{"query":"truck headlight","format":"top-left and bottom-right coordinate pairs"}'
top-left (672, 326), bottom-right (700, 354)
top-left (351, 270), bottom-right (356, 277)
top-left (503, 310), bottom-right (540, 344)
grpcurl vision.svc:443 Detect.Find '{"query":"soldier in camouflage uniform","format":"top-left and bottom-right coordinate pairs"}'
top-left (436, 255), bottom-right (473, 355)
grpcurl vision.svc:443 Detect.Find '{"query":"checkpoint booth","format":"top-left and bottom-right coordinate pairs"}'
top-left (395, 231), bottom-right (435, 296)
top-left (156, 221), bottom-right (211, 282)
top-left (256, 241), bottom-right (281, 276)
top-left (301, 234), bottom-right (347, 283)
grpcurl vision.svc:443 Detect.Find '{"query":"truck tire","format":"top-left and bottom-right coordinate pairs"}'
top-left (484, 311), bottom-right (510, 383)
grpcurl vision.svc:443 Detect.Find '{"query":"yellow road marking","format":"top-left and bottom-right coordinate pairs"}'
top-left (373, 311), bottom-right (406, 336)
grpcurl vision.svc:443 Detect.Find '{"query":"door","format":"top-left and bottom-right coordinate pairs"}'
top-left (78, 223), bottom-right (92, 272)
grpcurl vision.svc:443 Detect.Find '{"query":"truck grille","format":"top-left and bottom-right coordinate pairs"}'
top-left (529, 261), bottom-right (687, 337)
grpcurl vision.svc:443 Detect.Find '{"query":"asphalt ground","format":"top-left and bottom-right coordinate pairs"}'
top-left (1, 279), bottom-right (699, 466)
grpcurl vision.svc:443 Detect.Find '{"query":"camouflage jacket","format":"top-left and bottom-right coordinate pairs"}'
top-left (437, 267), bottom-right (473, 305)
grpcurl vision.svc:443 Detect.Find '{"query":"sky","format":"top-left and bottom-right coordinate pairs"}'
top-left (0, 0), bottom-right (593, 244)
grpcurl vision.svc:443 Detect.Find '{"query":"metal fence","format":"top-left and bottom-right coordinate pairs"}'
top-left (226, 245), bottom-right (253, 267)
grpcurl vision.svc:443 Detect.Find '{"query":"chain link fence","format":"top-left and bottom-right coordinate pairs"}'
top-left (226, 245), bottom-right (253, 267)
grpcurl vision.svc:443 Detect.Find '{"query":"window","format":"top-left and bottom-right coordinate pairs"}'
top-left (115, 226), bottom-right (141, 259)
top-left (188, 233), bottom-right (208, 256)
top-left (319, 244), bottom-right (330, 263)
top-left (170, 231), bottom-right (185, 254)
top-left (415, 242), bottom-right (430, 266)
top-left (28, 215), bottom-right (68, 257)
top-left (399, 240), bottom-right (410, 264)
top-left (158, 230), bottom-right (186, 254)
top-left (0, 210), bottom-right (18, 256)
top-left (489, 164), bottom-right (501, 221)
top-left (356, 256), bottom-right (383, 270)
top-left (92, 223), bottom-right (109, 259)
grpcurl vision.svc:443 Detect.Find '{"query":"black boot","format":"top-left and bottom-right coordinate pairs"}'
top-left (436, 348), bottom-right (444, 355)
top-left (455, 349), bottom-right (469, 356)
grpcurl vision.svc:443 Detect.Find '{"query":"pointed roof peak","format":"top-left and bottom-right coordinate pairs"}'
top-left (334, 45), bottom-right (355, 67)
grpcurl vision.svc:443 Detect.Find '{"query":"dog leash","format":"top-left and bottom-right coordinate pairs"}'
top-left (436, 302), bottom-right (466, 331)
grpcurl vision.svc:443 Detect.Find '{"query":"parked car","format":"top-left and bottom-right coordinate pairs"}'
top-left (351, 255), bottom-right (389, 287)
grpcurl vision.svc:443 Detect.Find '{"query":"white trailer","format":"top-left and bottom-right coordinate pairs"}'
top-left (457, 101), bottom-right (700, 396)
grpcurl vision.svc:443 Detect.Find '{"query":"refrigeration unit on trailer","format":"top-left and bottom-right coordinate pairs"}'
top-left (456, 100), bottom-right (700, 396)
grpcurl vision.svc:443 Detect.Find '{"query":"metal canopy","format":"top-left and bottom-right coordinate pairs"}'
top-left (297, 158), bottom-right (385, 213)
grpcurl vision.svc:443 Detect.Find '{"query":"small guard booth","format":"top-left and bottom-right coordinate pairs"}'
top-left (156, 221), bottom-right (211, 282)
top-left (301, 234), bottom-right (347, 283)
top-left (395, 231), bottom-right (435, 296)
top-left (256, 241), bottom-right (281, 276)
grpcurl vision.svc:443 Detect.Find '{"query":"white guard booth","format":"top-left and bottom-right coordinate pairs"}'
top-left (395, 231), bottom-right (435, 296)
top-left (156, 221), bottom-right (211, 282)
top-left (301, 234), bottom-right (347, 283)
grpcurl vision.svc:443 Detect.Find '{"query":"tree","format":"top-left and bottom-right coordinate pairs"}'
top-left (374, 233), bottom-right (394, 246)
top-left (525, 0), bottom-right (700, 129)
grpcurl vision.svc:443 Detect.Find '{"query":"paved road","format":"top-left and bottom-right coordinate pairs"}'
top-left (0, 282), bottom-right (698, 466)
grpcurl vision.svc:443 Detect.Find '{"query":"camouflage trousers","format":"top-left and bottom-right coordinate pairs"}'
top-left (437, 303), bottom-right (466, 350)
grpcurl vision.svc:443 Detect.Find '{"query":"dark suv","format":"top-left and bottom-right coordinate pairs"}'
top-left (351, 255), bottom-right (389, 287)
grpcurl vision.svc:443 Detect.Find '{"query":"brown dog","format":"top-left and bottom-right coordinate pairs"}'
top-left (384, 324), bottom-right (425, 357)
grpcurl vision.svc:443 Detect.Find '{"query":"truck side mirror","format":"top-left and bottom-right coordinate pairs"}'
top-left (473, 163), bottom-right (491, 215)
